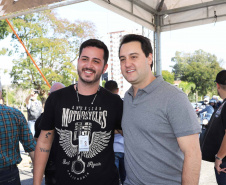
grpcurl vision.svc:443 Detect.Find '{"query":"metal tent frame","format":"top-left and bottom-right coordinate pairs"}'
top-left (1, 0), bottom-right (226, 75)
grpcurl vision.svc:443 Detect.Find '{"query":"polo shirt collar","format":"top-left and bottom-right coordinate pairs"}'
top-left (128, 75), bottom-right (163, 96)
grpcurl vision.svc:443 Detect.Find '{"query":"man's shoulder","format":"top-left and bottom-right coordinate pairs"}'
top-left (0, 104), bottom-right (23, 117)
top-left (51, 84), bottom-right (72, 96)
top-left (100, 87), bottom-right (123, 101)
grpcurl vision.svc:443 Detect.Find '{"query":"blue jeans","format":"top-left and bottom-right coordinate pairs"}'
top-left (115, 152), bottom-right (126, 184)
top-left (28, 120), bottom-right (35, 136)
top-left (215, 165), bottom-right (226, 185)
top-left (0, 166), bottom-right (21, 185)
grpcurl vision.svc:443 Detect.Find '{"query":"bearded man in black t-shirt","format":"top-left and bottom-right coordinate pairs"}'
top-left (33, 39), bottom-right (123, 185)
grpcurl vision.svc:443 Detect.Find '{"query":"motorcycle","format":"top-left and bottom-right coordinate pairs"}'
top-left (199, 112), bottom-right (212, 143)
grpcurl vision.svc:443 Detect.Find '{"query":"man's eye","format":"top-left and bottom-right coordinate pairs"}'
top-left (131, 56), bottom-right (137, 59)
top-left (120, 58), bottom-right (125, 62)
top-left (94, 60), bottom-right (99, 63)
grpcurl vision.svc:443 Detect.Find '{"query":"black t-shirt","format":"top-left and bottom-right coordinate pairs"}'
top-left (34, 113), bottom-right (43, 138)
top-left (40, 84), bottom-right (123, 185)
top-left (202, 99), bottom-right (226, 162)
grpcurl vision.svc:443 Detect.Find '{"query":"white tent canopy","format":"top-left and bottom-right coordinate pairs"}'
top-left (1, 0), bottom-right (226, 74)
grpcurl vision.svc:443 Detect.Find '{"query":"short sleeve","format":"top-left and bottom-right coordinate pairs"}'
top-left (39, 94), bottom-right (56, 130)
top-left (167, 92), bottom-right (201, 138)
top-left (114, 97), bottom-right (123, 130)
top-left (17, 110), bottom-right (36, 152)
top-left (221, 100), bottom-right (226, 130)
top-left (34, 114), bottom-right (42, 138)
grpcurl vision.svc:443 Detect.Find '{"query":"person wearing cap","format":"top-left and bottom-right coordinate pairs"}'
top-left (0, 82), bottom-right (36, 184)
top-left (25, 90), bottom-right (42, 136)
top-left (201, 70), bottom-right (226, 185)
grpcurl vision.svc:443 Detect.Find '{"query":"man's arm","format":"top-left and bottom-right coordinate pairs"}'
top-left (114, 129), bottom-right (123, 136)
top-left (25, 94), bottom-right (32, 105)
top-left (215, 130), bottom-right (226, 174)
top-left (177, 133), bottom-right (201, 185)
top-left (33, 130), bottom-right (54, 185)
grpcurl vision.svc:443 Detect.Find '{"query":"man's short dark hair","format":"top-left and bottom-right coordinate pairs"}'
top-left (105, 80), bottom-right (118, 93)
top-left (79, 39), bottom-right (109, 65)
top-left (119, 34), bottom-right (153, 69)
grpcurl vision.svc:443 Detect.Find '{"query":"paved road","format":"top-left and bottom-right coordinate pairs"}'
top-left (18, 153), bottom-right (217, 185)
top-left (19, 141), bottom-right (216, 185)
top-left (199, 160), bottom-right (217, 185)
top-left (19, 145), bottom-right (45, 185)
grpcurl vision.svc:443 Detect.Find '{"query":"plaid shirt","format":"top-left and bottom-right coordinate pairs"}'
top-left (0, 104), bottom-right (36, 168)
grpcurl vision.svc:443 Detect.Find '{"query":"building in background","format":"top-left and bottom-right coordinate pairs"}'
top-left (106, 30), bottom-right (136, 97)
top-left (105, 29), bottom-right (152, 97)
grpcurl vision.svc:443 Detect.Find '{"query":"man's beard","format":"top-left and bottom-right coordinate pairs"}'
top-left (78, 67), bottom-right (103, 85)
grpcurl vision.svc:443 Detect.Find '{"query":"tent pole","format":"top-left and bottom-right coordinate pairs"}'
top-left (155, 15), bottom-right (162, 76)
top-left (5, 19), bottom-right (51, 88)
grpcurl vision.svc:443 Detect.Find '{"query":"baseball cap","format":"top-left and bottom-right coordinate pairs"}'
top-left (215, 70), bottom-right (226, 85)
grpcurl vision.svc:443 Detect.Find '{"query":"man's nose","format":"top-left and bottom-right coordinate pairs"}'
top-left (86, 60), bottom-right (93, 67)
top-left (124, 59), bottom-right (132, 67)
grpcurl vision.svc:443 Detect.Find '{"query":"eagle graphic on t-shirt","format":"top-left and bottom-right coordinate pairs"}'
top-left (55, 127), bottom-right (111, 158)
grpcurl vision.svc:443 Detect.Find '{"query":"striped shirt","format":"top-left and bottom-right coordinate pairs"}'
top-left (0, 104), bottom-right (36, 168)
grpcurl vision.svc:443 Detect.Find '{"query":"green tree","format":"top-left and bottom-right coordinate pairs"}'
top-left (162, 70), bottom-right (174, 84)
top-left (0, 20), bottom-right (9, 39)
top-left (0, 10), bottom-right (96, 101)
top-left (179, 81), bottom-right (196, 96)
top-left (102, 80), bottom-right (106, 87)
top-left (171, 49), bottom-right (223, 96)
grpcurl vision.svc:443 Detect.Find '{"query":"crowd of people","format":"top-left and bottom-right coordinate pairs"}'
top-left (0, 34), bottom-right (226, 185)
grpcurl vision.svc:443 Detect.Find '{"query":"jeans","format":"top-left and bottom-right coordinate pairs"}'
top-left (0, 166), bottom-right (21, 185)
top-left (28, 120), bottom-right (35, 136)
top-left (115, 152), bottom-right (126, 184)
top-left (215, 165), bottom-right (226, 185)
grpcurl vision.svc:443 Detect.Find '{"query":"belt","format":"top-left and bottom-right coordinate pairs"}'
top-left (0, 165), bottom-right (17, 171)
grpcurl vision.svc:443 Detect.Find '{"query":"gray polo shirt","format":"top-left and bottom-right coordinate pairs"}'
top-left (122, 76), bottom-right (200, 185)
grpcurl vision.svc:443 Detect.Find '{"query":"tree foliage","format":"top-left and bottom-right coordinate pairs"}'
top-left (179, 81), bottom-right (196, 96)
top-left (0, 10), bottom-right (96, 101)
top-left (171, 50), bottom-right (223, 96)
top-left (162, 70), bottom-right (174, 84)
top-left (0, 20), bottom-right (9, 39)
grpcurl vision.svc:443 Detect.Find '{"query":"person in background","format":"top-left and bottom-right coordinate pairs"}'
top-left (25, 90), bottom-right (42, 136)
top-left (119, 34), bottom-right (201, 185)
top-left (202, 70), bottom-right (226, 185)
top-left (34, 82), bottom-right (65, 185)
top-left (212, 95), bottom-right (222, 109)
top-left (198, 98), bottom-right (215, 116)
top-left (105, 80), bottom-right (126, 185)
top-left (0, 82), bottom-right (36, 185)
top-left (34, 39), bottom-right (123, 185)
top-left (0, 97), bottom-right (4, 104)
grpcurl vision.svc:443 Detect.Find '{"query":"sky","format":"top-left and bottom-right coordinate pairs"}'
top-left (1, 1), bottom-right (226, 85)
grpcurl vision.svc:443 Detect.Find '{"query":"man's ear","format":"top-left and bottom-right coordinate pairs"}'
top-left (147, 53), bottom-right (153, 66)
top-left (216, 83), bottom-right (221, 90)
top-left (116, 88), bottom-right (119, 94)
top-left (102, 64), bottom-right (108, 74)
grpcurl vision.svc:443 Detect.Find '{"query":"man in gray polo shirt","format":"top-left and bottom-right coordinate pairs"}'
top-left (118, 34), bottom-right (201, 185)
